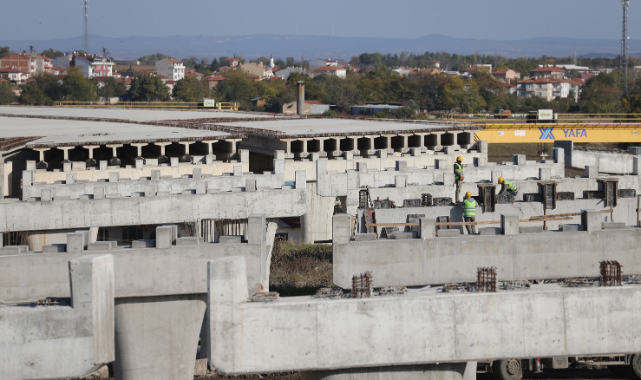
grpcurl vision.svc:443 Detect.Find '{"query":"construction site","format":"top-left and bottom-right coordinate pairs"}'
top-left (2, 100), bottom-right (641, 380)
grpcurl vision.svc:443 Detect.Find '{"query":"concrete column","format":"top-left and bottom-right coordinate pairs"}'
top-left (316, 138), bottom-right (328, 157)
top-left (300, 362), bottom-right (471, 380)
top-left (298, 139), bottom-right (310, 159)
top-left (60, 146), bottom-right (72, 162)
top-left (106, 144), bottom-right (123, 166)
top-left (203, 140), bottom-right (218, 162)
top-left (131, 143), bottom-right (148, 159)
top-left (295, 170), bottom-right (306, 189)
top-left (179, 142), bottom-right (193, 162)
top-left (539, 168), bottom-right (551, 181)
top-left (399, 134), bottom-right (411, 154)
top-left (283, 139), bottom-right (295, 159)
top-left (83, 145), bottom-right (99, 167)
top-left (155, 142), bottom-right (171, 163)
top-left (634, 156), bottom-right (641, 175)
top-left (332, 214), bottom-right (351, 244)
top-left (419, 218), bottom-right (436, 240)
top-left (477, 140), bottom-right (488, 154)
top-left (416, 133), bottom-right (427, 153)
top-left (582, 209), bottom-right (602, 232)
top-left (585, 166), bottom-right (599, 178)
top-left (331, 137), bottom-right (343, 157)
top-left (381, 135), bottom-right (394, 154)
top-left (113, 295), bottom-right (207, 380)
top-left (512, 154), bottom-right (526, 165)
top-left (551, 147), bottom-right (564, 165)
top-left (34, 148), bottom-right (49, 169)
top-left (501, 214), bottom-right (519, 235)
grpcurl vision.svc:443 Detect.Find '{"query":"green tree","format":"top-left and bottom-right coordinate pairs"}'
top-left (41, 49), bottom-right (64, 59)
top-left (321, 76), bottom-right (359, 112)
top-left (33, 73), bottom-right (64, 100)
top-left (20, 83), bottom-right (52, 105)
top-left (579, 72), bottom-right (624, 113)
top-left (128, 74), bottom-right (170, 101)
top-left (172, 76), bottom-right (210, 101)
top-left (61, 68), bottom-right (96, 101)
top-left (98, 77), bottom-right (127, 100)
top-left (213, 71), bottom-right (256, 102)
top-left (0, 46), bottom-right (9, 59)
top-left (0, 82), bottom-right (15, 105)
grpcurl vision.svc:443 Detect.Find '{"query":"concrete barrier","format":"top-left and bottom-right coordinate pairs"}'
top-left (207, 256), bottom-right (641, 375)
top-left (0, 254), bottom-right (115, 380)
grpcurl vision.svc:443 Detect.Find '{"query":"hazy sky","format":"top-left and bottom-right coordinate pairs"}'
top-left (3, 0), bottom-right (639, 41)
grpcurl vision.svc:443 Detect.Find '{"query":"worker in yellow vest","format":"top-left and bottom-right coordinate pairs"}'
top-left (458, 192), bottom-right (477, 234)
top-left (453, 156), bottom-right (464, 203)
top-left (498, 177), bottom-right (518, 197)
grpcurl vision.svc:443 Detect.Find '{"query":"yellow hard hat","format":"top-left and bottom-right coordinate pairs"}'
top-left (498, 177), bottom-right (505, 184)
top-left (457, 156), bottom-right (462, 162)
top-left (465, 192), bottom-right (472, 198)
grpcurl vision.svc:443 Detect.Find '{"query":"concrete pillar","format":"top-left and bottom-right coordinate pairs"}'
top-left (416, 133), bottom-right (427, 153)
top-left (330, 137), bottom-right (343, 157)
top-left (295, 170), bottom-right (306, 189)
top-left (203, 140), bottom-right (217, 162)
top-left (399, 134), bottom-right (411, 154)
top-left (419, 218), bottom-right (436, 240)
top-left (539, 168), bottom-right (551, 181)
top-left (179, 142), bottom-right (193, 162)
top-left (582, 209), bottom-right (602, 232)
top-left (585, 166), bottom-right (599, 179)
top-left (273, 159), bottom-right (285, 174)
top-left (246, 213), bottom-right (266, 245)
top-left (113, 295), bottom-right (207, 380)
top-left (501, 214), bottom-right (519, 235)
top-left (477, 140), bottom-right (488, 154)
top-left (66, 232), bottom-right (86, 253)
top-left (300, 363), bottom-right (471, 380)
top-left (634, 156), bottom-right (641, 175)
top-left (83, 145), bottom-right (99, 167)
top-left (298, 139), bottom-right (310, 159)
top-left (316, 138), bottom-right (328, 157)
top-left (34, 148), bottom-right (49, 169)
top-left (296, 81), bottom-right (305, 115)
top-left (156, 226), bottom-right (175, 249)
top-left (155, 142), bottom-right (171, 163)
top-left (60, 146), bottom-right (72, 162)
top-left (130, 143), bottom-right (147, 159)
top-left (551, 147), bottom-right (564, 165)
top-left (396, 161), bottom-right (407, 172)
top-left (476, 157), bottom-right (487, 167)
top-left (106, 144), bottom-right (123, 166)
top-left (512, 154), bottom-right (526, 165)
top-left (332, 214), bottom-right (352, 244)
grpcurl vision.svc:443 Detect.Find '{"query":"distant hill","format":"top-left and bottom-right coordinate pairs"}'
top-left (1, 34), bottom-right (638, 61)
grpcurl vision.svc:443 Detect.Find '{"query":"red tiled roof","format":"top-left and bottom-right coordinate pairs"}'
top-left (492, 69), bottom-right (520, 75)
top-left (51, 66), bottom-right (66, 72)
top-left (203, 76), bottom-right (225, 81)
top-left (165, 58), bottom-right (182, 64)
top-left (530, 67), bottom-right (565, 72)
top-left (0, 68), bottom-right (29, 74)
top-left (0, 78), bottom-right (7, 82)
top-left (518, 77), bottom-right (567, 84)
top-left (305, 100), bottom-right (324, 105)
top-left (314, 65), bottom-right (345, 72)
top-left (156, 74), bottom-right (171, 79)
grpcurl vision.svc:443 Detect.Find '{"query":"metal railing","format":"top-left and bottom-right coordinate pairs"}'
top-left (53, 101), bottom-right (239, 111)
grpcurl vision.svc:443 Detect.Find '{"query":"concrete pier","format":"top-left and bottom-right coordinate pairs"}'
top-left (207, 256), bottom-right (641, 375)
top-left (0, 254), bottom-right (115, 380)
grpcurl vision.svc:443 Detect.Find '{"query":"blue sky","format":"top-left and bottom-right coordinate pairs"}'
top-left (2, 0), bottom-right (639, 41)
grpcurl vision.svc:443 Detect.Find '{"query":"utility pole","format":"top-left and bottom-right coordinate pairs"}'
top-left (621, 0), bottom-right (630, 95)
top-left (82, 0), bottom-right (89, 54)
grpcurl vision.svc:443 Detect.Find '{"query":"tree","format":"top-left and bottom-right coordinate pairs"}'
top-left (579, 72), bottom-right (624, 113)
top-left (0, 82), bottom-right (15, 105)
top-left (172, 76), bottom-right (210, 101)
top-left (41, 49), bottom-right (64, 59)
top-left (0, 46), bottom-right (9, 59)
top-left (213, 71), bottom-right (256, 102)
top-left (128, 74), bottom-right (170, 101)
top-left (33, 73), bottom-right (64, 101)
top-left (61, 68), bottom-right (96, 101)
top-left (98, 77), bottom-right (127, 100)
top-left (322, 76), bottom-right (359, 112)
top-left (20, 83), bottom-right (52, 105)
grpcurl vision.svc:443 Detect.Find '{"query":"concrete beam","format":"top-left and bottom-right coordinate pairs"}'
top-left (333, 227), bottom-right (641, 289)
top-left (0, 254), bottom-right (114, 380)
top-left (207, 256), bottom-right (641, 375)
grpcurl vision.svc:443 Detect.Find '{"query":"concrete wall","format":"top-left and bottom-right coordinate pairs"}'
top-left (556, 140), bottom-right (641, 174)
top-left (0, 254), bottom-right (115, 380)
top-left (0, 183), bottom-right (305, 233)
top-left (334, 214), bottom-right (641, 288)
top-left (207, 256), bottom-right (641, 375)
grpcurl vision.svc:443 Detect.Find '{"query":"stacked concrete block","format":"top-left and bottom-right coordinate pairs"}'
top-left (501, 214), bottom-right (519, 235)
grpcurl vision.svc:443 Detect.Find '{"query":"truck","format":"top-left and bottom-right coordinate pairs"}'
top-left (479, 355), bottom-right (641, 380)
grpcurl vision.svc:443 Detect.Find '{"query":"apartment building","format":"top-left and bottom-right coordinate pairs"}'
top-left (529, 66), bottom-right (565, 79)
top-left (27, 53), bottom-right (53, 73)
top-left (0, 54), bottom-right (37, 75)
top-left (517, 77), bottom-right (570, 101)
top-left (73, 55), bottom-right (114, 79)
top-left (155, 58), bottom-right (185, 81)
top-left (491, 69), bottom-right (521, 83)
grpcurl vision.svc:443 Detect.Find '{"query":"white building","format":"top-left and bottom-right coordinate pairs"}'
top-left (313, 65), bottom-right (347, 78)
top-left (73, 55), bottom-right (114, 79)
top-left (155, 58), bottom-right (185, 81)
top-left (517, 77), bottom-right (570, 101)
top-left (308, 58), bottom-right (349, 71)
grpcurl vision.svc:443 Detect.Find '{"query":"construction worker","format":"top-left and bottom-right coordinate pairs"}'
top-left (498, 177), bottom-right (518, 197)
top-left (453, 156), bottom-right (464, 203)
top-left (458, 192), bottom-right (477, 234)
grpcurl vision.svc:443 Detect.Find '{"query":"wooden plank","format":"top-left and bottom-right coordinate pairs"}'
top-left (364, 217), bottom-right (572, 228)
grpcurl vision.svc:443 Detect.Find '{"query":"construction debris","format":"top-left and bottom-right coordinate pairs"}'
top-left (314, 288), bottom-right (344, 299)
top-left (501, 280), bottom-right (531, 291)
top-left (379, 286), bottom-right (406, 296)
top-left (566, 277), bottom-right (597, 287)
top-left (251, 292), bottom-right (280, 302)
top-left (352, 272), bottom-right (373, 298)
top-left (443, 283), bottom-right (470, 293)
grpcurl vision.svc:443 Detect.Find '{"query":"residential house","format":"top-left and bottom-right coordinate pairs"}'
top-left (52, 54), bottom-right (73, 69)
top-left (567, 78), bottom-right (585, 102)
top-left (0, 54), bottom-right (37, 75)
top-left (185, 71), bottom-right (204, 81)
top-left (238, 63), bottom-right (273, 79)
top-left (203, 76), bottom-right (225, 89)
top-left (491, 69), bottom-right (521, 83)
top-left (218, 66), bottom-right (232, 73)
top-left (225, 58), bottom-right (240, 67)
top-left (529, 66), bottom-right (565, 79)
top-left (314, 65), bottom-right (347, 78)
top-left (579, 71), bottom-right (598, 81)
top-left (428, 60), bottom-right (440, 68)
top-left (412, 68), bottom-right (440, 76)
top-left (461, 64), bottom-right (492, 76)
top-left (308, 58), bottom-right (349, 71)
top-left (155, 58), bottom-right (185, 81)
top-left (517, 77), bottom-right (570, 101)
top-left (274, 67), bottom-right (313, 79)
top-left (27, 53), bottom-right (53, 73)
top-left (51, 66), bottom-right (67, 76)
top-left (0, 68), bottom-right (30, 84)
top-left (73, 55), bottom-right (114, 79)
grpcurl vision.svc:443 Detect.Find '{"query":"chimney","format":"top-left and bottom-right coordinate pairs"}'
top-left (296, 81), bottom-right (305, 116)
